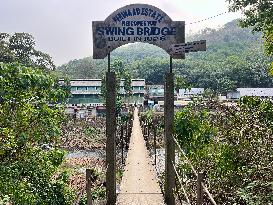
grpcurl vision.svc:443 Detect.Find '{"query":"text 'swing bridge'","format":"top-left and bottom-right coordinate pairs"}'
top-left (92, 4), bottom-right (185, 59)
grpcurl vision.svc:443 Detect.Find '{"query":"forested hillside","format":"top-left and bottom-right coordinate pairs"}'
top-left (57, 19), bottom-right (273, 94)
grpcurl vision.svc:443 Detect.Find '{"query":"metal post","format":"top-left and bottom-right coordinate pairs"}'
top-left (153, 123), bottom-right (156, 166)
top-left (197, 172), bottom-right (204, 205)
top-left (121, 124), bottom-right (124, 164)
top-left (86, 169), bottom-right (93, 205)
top-left (125, 121), bottom-right (128, 150)
top-left (108, 53), bottom-right (111, 72)
top-left (170, 56), bottom-right (173, 73)
top-left (147, 123), bottom-right (150, 149)
top-left (164, 72), bottom-right (175, 205)
top-left (106, 71), bottom-right (116, 205)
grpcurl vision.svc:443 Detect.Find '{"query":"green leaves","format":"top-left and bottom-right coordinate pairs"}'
top-left (174, 106), bottom-right (215, 154)
top-left (0, 33), bottom-right (55, 70)
top-left (46, 149), bottom-right (65, 167)
top-left (0, 62), bottom-right (73, 204)
top-left (175, 99), bottom-right (273, 203)
top-left (174, 75), bottom-right (191, 92)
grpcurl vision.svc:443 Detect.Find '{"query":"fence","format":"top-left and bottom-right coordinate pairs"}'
top-left (173, 136), bottom-right (217, 205)
top-left (139, 114), bottom-right (164, 166)
top-left (74, 107), bottom-right (134, 205)
top-left (116, 109), bottom-right (134, 165)
top-left (139, 113), bottom-right (165, 195)
top-left (139, 110), bottom-right (217, 204)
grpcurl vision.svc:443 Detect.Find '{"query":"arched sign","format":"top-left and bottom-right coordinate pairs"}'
top-left (92, 4), bottom-right (185, 59)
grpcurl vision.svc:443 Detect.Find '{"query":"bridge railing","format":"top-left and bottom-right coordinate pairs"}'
top-left (116, 109), bottom-right (134, 165)
top-left (173, 136), bottom-right (217, 205)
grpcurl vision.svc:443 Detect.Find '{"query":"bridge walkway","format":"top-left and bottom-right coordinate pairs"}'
top-left (116, 108), bottom-right (165, 205)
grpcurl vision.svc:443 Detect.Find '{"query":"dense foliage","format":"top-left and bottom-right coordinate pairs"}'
top-left (174, 98), bottom-right (273, 204)
top-left (0, 34), bottom-right (73, 204)
top-left (0, 33), bottom-right (55, 70)
top-left (0, 63), bottom-right (73, 204)
top-left (101, 59), bottom-right (132, 114)
top-left (57, 20), bottom-right (272, 94)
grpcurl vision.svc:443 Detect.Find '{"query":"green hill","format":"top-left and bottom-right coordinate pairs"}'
top-left (57, 19), bottom-right (272, 93)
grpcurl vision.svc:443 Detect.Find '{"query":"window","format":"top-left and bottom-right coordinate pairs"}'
top-left (87, 86), bottom-right (96, 90)
top-left (77, 86), bottom-right (87, 91)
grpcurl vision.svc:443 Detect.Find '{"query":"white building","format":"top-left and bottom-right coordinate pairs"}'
top-left (227, 88), bottom-right (273, 99)
top-left (60, 79), bottom-right (145, 106)
top-left (177, 88), bottom-right (204, 100)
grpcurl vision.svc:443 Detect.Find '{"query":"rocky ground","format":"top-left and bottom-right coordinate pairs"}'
top-left (60, 116), bottom-right (107, 204)
top-left (63, 156), bottom-right (106, 205)
top-left (60, 117), bottom-right (106, 150)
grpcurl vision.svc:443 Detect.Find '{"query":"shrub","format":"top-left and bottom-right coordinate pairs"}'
top-left (174, 98), bottom-right (273, 204)
top-left (0, 63), bottom-right (74, 204)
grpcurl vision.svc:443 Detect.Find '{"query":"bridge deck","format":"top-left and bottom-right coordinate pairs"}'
top-left (116, 108), bottom-right (165, 205)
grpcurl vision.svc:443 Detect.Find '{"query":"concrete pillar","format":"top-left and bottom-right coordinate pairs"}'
top-left (164, 73), bottom-right (175, 205)
top-left (106, 72), bottom-right (116, 205)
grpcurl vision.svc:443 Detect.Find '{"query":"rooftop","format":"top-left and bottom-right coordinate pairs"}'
top-left (60, 79), bottom-right (146, 87)
top-left (238, 88), bottom-right (273, 97)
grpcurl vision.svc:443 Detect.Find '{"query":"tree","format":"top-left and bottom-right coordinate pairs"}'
top-left (0, 33), bottom-right (73, 204)
top-left (174, 75), bottom-right (191, 94)
top-left (216, 77), bottom-right (237, 95)
top-left (0, 33), bottom-right (55, 70)
top-left (100, 59), bottom-right (132, 113)
top-left (203, 88), bottom-right (216, 100)
top-left (0, 62), bottom-right (73, 204)
top-left (123, 70), bottom-right (132, 103)
top-left (227, 0), bottom-right (273, 57)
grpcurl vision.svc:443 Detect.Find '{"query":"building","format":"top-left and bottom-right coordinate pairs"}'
top-left (146, 85), bottom-right (165, 104)
top-left (227, 88), bottom-right (273, 100)
top-left (177, 88), bottom-right (204, 100)
top-left (66, 79), bottom-right (145, 105)
top-left (146, 86), bottom-right (204, 105)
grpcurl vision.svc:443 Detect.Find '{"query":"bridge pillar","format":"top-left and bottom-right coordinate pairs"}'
top-left (106, 72), bottom-right (116, 205)
top-left (164, 72), bottom-right (175, 205)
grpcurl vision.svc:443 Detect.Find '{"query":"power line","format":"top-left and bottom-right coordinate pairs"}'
top-left (186, 11), bottom-right (230, 25)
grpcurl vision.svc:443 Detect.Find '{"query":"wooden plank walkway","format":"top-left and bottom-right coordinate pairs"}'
top-left (116, 108), bottom-right (165, 205)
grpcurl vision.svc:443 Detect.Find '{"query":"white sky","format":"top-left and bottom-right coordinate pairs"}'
top-left (0, 0), bottom-right (242, 65)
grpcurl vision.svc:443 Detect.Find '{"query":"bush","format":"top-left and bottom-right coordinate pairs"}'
top-left (0, 63), bottom-right (74, 204)
top-left (174, 98), bottom-right (273, 204)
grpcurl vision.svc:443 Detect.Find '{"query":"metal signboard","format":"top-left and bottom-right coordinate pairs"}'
top-left (92, 4), bottom-right (185, 59)
top-left (170, 40), bottom-right (206, 55)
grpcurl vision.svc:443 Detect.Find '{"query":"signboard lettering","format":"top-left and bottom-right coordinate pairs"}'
top-left (92, 4), bottom-right (185, 59)
top-left (170, 40), bottom-right (206, 54)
